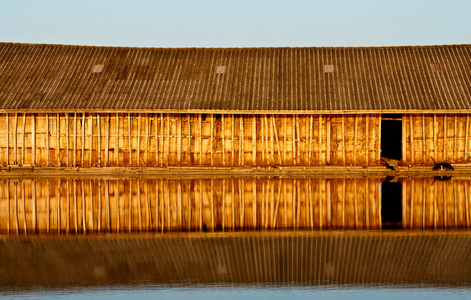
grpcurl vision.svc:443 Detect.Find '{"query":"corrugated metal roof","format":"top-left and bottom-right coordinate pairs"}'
top-left (1, 43), bottom-right (471, 113)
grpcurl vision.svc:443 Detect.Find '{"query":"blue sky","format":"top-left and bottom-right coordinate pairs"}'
top-left (1, 0), bottom-right (470, 47)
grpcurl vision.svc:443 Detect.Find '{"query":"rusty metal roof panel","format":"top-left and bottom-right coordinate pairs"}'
top-left (1, 43), bottom-right (471, 112)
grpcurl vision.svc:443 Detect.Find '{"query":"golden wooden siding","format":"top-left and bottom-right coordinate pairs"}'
top-left (0, 177), bottom-right (381, 233)
top-left (402, 114), bottom-right (471, 165)
top-left (401, 178), bottom-right (471, 229)
top-left (0, 113), bottom-right (381, 167)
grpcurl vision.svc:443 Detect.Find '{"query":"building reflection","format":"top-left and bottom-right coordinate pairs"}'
top-left (0, 176), bottom-right (470, 233)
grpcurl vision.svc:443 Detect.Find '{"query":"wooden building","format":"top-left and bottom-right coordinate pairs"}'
top-left (0, 43), bottom-right (471, 170)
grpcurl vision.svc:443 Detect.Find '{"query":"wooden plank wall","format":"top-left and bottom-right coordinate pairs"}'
top-left (0, 177), bottom-right (381, 233)
top-left (401, 178), bottom-right (471, 229)
top-left (0, 113), bottom-right (381, 167)
top-left (402, 114), bottom-right (471, 165)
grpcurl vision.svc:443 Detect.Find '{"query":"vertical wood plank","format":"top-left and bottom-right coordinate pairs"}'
top-left (252, 115), bottom-right (256, 166)
top-left (105, 114), bottom-right (110, 167)
top-left (146, 114), bottom-right (150, 166)
top-left (240, 115), bottom-right (244, 166)
top-left (6, 114), bottom-right (9, 165)
top-left (326, 116), bottom-right (331, 165)
top-left (261, 115), bottom-right (266, 163)
top-left (283, 116), bottom-right (287, 164)
top-left (66, 114), bottom-right (70, 167)
top-left (116, 113), bottom-right (119, 167)
top-left (341, 115), bottom-right (345, 165)
top-left (292, 116), bottom-right (296, 165)
top-left (353, 115), bottom-right (358, 166)
top-left (454, 115), bottom-right (457, 162)
top-left (319, 115), bottom-right (322, 165)
top-left (88, 114), bottom-right (93, 166)
top-left (270, 115), bottom-right (275, 164)
top-left (167, 114), bottom-right (170, 166)
top-left (81, 113), bottom-right (85, 167)
top-left (160, 113), bottom-right (164, 166)
top-left (211, 114), bottom-right (214, 166)
top-left (32, 114), bottom-right (36, 165)
top-left (231, 115), bottom-right (234, 166)
top-left (155, 114), bottom-right (159, 166)
top-left (433, 114), bottom-right (437, 163)
top-left (422, 115), bottom-right (426, 164)
top-left (402, 114), bottom-right (407, 164)
top-left (365, 115), bottom-right (368, 166)
top-left (466, 114), bottom-right (469, 161)
top-left (444, 115), bottom-right (447, 162)
top-left (22, 114), bottom-right (26, 165)
top-left (46, 114), bottom-right (50, 166)
top-left (57, 113), bottom-right (60, 166)
top-left (188, 114), bottom-right (191, 166)
top-left (222, 114), bottom-right (226, 166)
top-left (378, 115), bottom-right (382, 164)
top-left (73, 113), bottom-right (77, 166)
top-left (308, 115), bottom-right (313, 166)
top-left (137, 114), bottom-right (141, 166)
top-left (14, 113), bottom-right (18, 164)
top-left (199, 114), bottom-right (203, 165)
top-left (98, 114), bottom-right (101, 166)
top-left (410, 114), bottom-right (414, 165)
top-left (128, 113), bottom-right (131, 166)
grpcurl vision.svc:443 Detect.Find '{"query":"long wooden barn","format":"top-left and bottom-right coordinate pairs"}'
top-left (0, 43), bottom-right (471, 171)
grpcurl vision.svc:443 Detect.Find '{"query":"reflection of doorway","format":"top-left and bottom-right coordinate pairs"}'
top-left (381, 181), bottom-right (402, 229)
top-left (381, 114), bottom-right (402, 160)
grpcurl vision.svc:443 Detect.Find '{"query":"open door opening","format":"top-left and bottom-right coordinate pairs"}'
top-left (381, 180), bottom-right (402, 229)
top-left (381, 114), bottom-right (402, 161)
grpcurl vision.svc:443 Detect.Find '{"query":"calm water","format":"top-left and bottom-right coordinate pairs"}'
top-left (1, 175), bottom-right (470, 298)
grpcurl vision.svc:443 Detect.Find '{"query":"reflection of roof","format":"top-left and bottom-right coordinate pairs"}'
top-left (1, 43), bottom-right (471, 113)
top-left (1, 232), bottom-right (471, 291)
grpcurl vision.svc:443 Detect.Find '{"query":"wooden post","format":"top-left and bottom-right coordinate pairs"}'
top-left (433, 114), bottom-right (437, 163)
top-left (81, 113), bottom-right (85, 167)
top-left (240, 115), bottom-right (244, 166)
top-left (105, 114), bottom-right (110, 167)
top-left (252, 115), bottom-right (256, 166)
top-left (22, 114), bottom-right (26, 165)
top-left (410, 115), bottom-right (414, 165)
top-left (353, 115), bottom-right (358, 166)
top-left (283, 117), bottom-right (287, 164)
top-left (378, 115), bottom-right (382, 164)
top-left (128, 113), bottom-right (131, 166)
top-left (364, 115), bottom-right (368, 166)
top-left (231, 115), bottom-right (234, 166)
top-left (88, 115), bottom-right (93, 166)
top-left (199, 114), bottom-right (203, 165)
top-left (160, 114), bottom-right (164, 166)
top-left (14, 113), bottom-right (17, 164)
top-left (98, 114), bottom-right (101, 166)
top-left (270, 115), bottom-right (275, 164)
top-left (57, 113), bottom-right (60, 166)
top-left (422, 115), bottom-right (426, 164)
top-left (444, 115), bottom-right (447, 161)
top-left (296, 116), bottom-right (301, 164)
top-left (166, 114), bottom-right (170, 166)
top-left (82, 180), bottom-right (86, 233)
top-left (210, 114), bottom-right (214, 166)
top-left (222, 114), bottom-right (226, 166)
top-left (261, 115), bottom-right (266, 163)
top-left (466, 114), bottom-right (469, 161)
top-left (32, 114), bottom-right (36, 166)
top-left (341, 115), bottom-right (346, 165)
top-left (454, 115), bottom-right (457, 162)
top-left (319, 115), bottom-right (323, 165)
top-left (155, 114), bottom-right (159, 166)
top-left (326, 116), bottom-right (331, 165)
top-left (6, 114), bottom-right (9, 165)
top-left (308, 115), bottom-right (313, 166)
top-left (146, 114), bottom-right (150, 166)
top-left (137, 114), bottom-right (141, 166)
top-left (73, 113), bottom-right (77, 166)
top-left (292, 116), bottom-right (296, 165)
top-left (116, 113), bottom-right (119, 167)
top-left (57, 181), bottom-right (61, 233)
top-left (46, 114), bottom-right (50, 166)
top-left (187, 114), bottom-right (191, 166)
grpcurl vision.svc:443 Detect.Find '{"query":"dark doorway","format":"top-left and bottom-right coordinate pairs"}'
top-left (381, 181), bottom-right (402, 229)
top-left (381, 114), bottom-right (402, 160)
